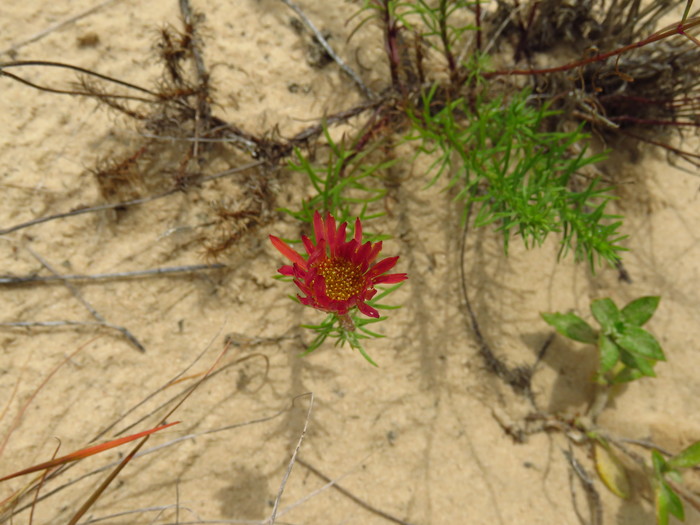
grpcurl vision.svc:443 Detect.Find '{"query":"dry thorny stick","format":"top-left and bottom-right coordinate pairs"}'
top-left (563, 448), bottom-right (603, 525)
top-left (269, 392), bottom-right (314, 525)
top-left (297, 457), bottom-right (418, 525)
top-left (178, 0), bottom-right (210, 160)
top-left (25, 245), bottom-right (145, 352)
top-left (0, 161), bottom-right (263, 237)
top-left (0, 263), bottom-right (225, 285)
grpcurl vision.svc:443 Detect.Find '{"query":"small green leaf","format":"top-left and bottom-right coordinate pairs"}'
top-left (621, 296), bottom-right (660, 326)
top-left (615, 326), bottom-right (666, 361)
top-left (591, 298), bottom-right (622, 331)
top-left (656, 483), bottom-right (671, 525)
top-left (353, 341), bottom-right (378, 367)
top-left (652, 449), bottom-right (668, 476)
top-left (620, 350), bottom-right (656, 377)
top-left (612, 366), bottom-right (643, 384)
top-left (598, 334), bottom-right (620, 374)
top-left (541, 312), bottom-right (598, 344)
top-left (663, 481), bottom-right (685, 521)
top-left (655, 484), bottom-right (671, 525)
top-left (669, 441), bottom-right (700, 469)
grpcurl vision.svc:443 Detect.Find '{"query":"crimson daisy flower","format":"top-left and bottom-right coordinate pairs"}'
top-left (270, 211), bottom-right (407, 320)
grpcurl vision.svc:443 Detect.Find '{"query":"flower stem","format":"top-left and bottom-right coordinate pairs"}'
top-left (338, 313), bottom-right (356, 331)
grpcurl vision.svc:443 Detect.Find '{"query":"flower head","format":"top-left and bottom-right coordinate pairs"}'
top-left (270, 211), bottom-right (407, 318)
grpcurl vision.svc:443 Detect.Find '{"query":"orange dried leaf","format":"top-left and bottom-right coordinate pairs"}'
top-left (0, 421), bottom-right (179, 483)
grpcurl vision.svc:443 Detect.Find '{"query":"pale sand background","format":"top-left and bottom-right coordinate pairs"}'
top-left (1, 1), bottom-right (700, 524)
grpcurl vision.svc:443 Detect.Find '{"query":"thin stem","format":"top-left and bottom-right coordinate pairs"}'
top-left (0, 264), bottom-right (225, 285)
top-left (438, 0), bottom-right (458, 86)
top-left (338, 313), bottom-right (356, 331)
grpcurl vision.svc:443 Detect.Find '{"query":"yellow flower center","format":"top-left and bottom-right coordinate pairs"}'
top-left (315, 257), bottom-right (365, 301)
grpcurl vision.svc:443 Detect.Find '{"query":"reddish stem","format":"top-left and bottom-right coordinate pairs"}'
top-left (338, 313), bottom-right (356, 332)
top-left (484, 17), bottom-right (700, 78)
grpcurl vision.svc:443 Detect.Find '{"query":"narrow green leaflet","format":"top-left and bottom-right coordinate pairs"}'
top-left (620, 349), bottom-right (656, 377)
top-left (669, 441), bottom-right (700, 469)
top-left (652, 449), bottom-right (668, 475)
top-left (598, 333), bottom-right (620, 374)
top-left (656, 482), bottom-right (671, 525)
top-left (591, 298), bottom-right (622, 331)
top-left (612, 366), bottom-right (644, 384)
top-left (652, 449), bottom-right (684, 525)
top-left (656, 481), bottom-right (685, 524)
top-left (621, 296), bottom-right (660, 326)
top-left (615, 326), bottom-right (666, 361)
top-left (541, 312), bottom-right (598, 344)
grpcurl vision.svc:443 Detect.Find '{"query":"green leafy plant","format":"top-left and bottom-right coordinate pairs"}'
top-left (541, 296), bottom-right (700, 525)
top-left (281, 124), bottom-right (392, 234)
top-left (302, 282), bottom-right (404, 366)
top-left (542, 296), bottom-right (663, 384)
top-left (270, 211), bottom-right (407, 366)
top-left (407, 87), bottom-right (626, 268)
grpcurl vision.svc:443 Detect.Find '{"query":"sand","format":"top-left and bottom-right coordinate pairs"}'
top-left (1, 1), bottom-right (699, 524)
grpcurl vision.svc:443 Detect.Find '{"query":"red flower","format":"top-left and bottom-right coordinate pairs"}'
top-left (270, 211), bottom-right (407, 318)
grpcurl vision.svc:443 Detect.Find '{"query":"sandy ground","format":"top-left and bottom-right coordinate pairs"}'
top-left (1, 1), bottom-right (700, 524)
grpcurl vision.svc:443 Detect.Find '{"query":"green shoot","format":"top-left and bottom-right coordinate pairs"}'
top-left (407, 87), bottom-right (626, 269)
top-left (542, 296), bottom-right (663, 385)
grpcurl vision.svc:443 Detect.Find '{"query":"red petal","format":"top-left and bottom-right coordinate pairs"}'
top-left (338, 239), bottom-right (359, 260)
top-left (353, 241), bottom-right (372, 268)
top-left (294, 279), bottom-right (312, 296)
top-left (354, 217), bottom-right (362, 243)
top-left (325, 212), bottom-right (336, 249)
top-left (367, 256), bottom-right (399, 278)
top-left (299, 295), bottom-right (313, 306)
top-left (357, 301), bottom-right (379, 318)
top-left (313, 211), bottom-right (324, 244)
top-left (332, 302), bottom-right (350, 315)
top-left (313, 275), bottom-right (327, 300)
top-left (366, 241), bottom-right (383, 265)
top-left (301, 235), bottom-right (315, 255)
top-left (278, 265), bottom-right (294, 276)
top-left (333, 222), bottom-right (347, 256)
top-left (372, 273), bottom-right (407, 284)
top-left (292, 264), bottom-right (307, 280)
top-left (270, 235), bottom-right (307, 269)
top-left (308, 239), bottom-right (327, 265)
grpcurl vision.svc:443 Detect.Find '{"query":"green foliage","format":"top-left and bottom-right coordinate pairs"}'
top-left (651, 441), bottom-right (700, 525)
top-left (407, 87), bottom-right (626, 268)
top-left (281, 124), bottom-right (392, 240)
top-left (540, 312), bottom-right (598, 344)
top-left (543, 297), bottom-right (700, 525)
top-left (542, 296), bottom-right (663, 384)
top-left (390, 0), bottom-right (478, 52)
top-left (301, 283), bottom-right (404, 366)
